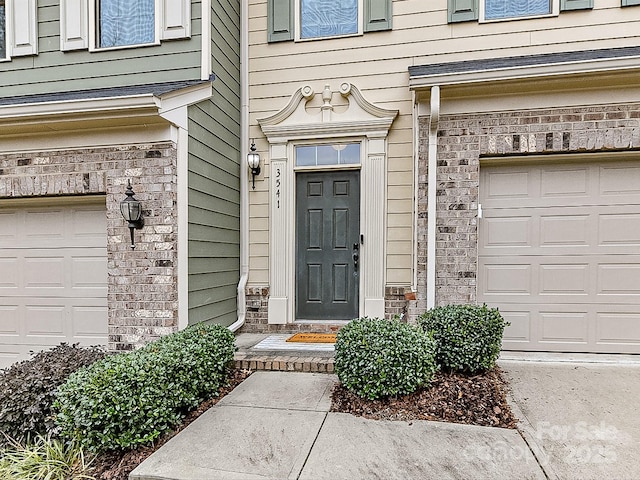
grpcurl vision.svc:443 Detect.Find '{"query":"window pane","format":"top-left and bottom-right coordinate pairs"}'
top-left (0, 1), bottom-right (5, 59)
top-left (300, 0), bottom-right (358, 39)
top-left (485, 0), bottom-right (551, 19)
top-left (295, 143), bottom-right (361, 166)
top-left (100, 0), bottom-right (155, 48)
top-left (296, 146), bottom-right (317, 166)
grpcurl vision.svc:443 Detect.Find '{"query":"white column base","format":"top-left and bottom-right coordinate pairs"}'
top-left (268, 297), bottom-right (288, 324)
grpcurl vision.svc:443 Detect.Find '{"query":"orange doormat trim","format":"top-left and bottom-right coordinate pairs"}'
top-left (286, 333), bottom-right (337, 343)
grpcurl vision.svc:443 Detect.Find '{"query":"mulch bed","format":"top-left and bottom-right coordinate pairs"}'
top-left (89, 366), bottom-right (516, 479)
top-left (89, 369), bottom-right (252, 480)
top-left (331, 367), bottom-right (517, 429)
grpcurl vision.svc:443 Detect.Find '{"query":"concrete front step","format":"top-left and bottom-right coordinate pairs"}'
top-left (234, 352), bottom-right (335, 373)
top-left (234, 332), bottom-right (335, 373)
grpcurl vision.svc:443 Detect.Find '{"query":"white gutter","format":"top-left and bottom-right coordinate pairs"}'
top-left (409, 54), bottom-right (640, 89)
top-left (427, 86), bottom-right (440, 309)
top-left (228, 0), bottom-right (249, 332)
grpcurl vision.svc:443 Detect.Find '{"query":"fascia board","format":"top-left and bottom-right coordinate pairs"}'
top-left (0, 94), bottom-right (161, 121)
top-left (409, 55), bottom-right (640, 90)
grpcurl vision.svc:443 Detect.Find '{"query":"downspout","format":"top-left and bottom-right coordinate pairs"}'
top-left (427, 86), bottom-right (440, 309)
top-left (228, 0), bottom-right (249, 332)
top-left (411, 90), bottom-right (419, 295)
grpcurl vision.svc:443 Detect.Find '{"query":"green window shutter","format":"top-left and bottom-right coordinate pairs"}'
top-left (560, 0), bottom-right (594, 10)
top-left (364, 0), bottom-right (392, 32)
top-left (268, 0), bottom-right (294, 43)
top-left (448, 0), bottom-right (479, 23)
top-left (622, 0), bottom-right (640, 6)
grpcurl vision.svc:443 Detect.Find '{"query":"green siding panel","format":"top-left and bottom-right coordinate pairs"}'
top-left (187, 0), bottom-right (240, 328)
top-left (0, 1), bottom-right (203, 98)
top-left (622, 0), bottom-right (640, 6)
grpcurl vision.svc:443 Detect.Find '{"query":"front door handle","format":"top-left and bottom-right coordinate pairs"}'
top-left (353, 243), bottom-right (359, 271)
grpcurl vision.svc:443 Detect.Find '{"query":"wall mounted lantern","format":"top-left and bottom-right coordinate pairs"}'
top-left (120, 179), bottom-right (144, 250)
top-left (247, 140), bottom-right (261, 190)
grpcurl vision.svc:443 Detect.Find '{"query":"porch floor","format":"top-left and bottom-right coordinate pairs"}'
top-left (234, 333), bottom-right (336, 373)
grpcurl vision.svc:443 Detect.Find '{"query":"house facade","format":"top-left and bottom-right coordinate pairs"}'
top-left (245, 0), bottom-right (640, 354)
top-left (0, 0), bottom-right (241, 368)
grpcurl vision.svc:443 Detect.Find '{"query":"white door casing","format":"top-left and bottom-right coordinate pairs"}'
top-left (257, 83), bottom-right (398, 324)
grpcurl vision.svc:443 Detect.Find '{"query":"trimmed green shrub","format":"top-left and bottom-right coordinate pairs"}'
top-left (417, 304), bottom-right (509, 373)
top-left (334, 317), bottom-right (437, 400)
top-left (54, 323), bottom-right (235, 452)
top-left (0, 344), bottom-right (107, 449)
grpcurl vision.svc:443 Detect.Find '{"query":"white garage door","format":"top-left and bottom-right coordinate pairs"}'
top-left (0, 198), bottom-right (108, 369)
top-left (478, 158), bottom-right (640, 353)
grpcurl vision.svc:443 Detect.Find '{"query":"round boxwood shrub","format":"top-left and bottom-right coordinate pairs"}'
top-left (334, 317), bottom-right (437, 400)
top-left (0, 344), bottom-right (107, 449)
top-left (54, 322), bottom-right (235, 452)
top-left (417, 304), bottom-right (509, 373)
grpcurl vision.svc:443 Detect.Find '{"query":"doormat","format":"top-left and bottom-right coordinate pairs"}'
top-left (286, 333), bottom-right (337, 344)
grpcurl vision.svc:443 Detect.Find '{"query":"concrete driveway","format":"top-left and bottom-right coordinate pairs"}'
top-left (501, 359), bottom-right (640, 480)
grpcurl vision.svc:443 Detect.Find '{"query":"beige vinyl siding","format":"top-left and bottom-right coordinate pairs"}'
top-left (0, 0), bottom-right (202, 97)
top-left (248, 0), bottom-right (640, 289)
top-left (187, 0), bottom-right (240, 327)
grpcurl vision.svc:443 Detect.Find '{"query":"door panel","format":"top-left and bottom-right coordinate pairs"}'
top-left (296, 171), bottom-right (360, 320)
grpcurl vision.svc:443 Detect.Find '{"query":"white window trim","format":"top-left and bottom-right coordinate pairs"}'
top-left (1, 0), bottom-right (38, 61)
top-left (88, 0), bottom-right (162, 52)
top-left (479, 0), bottom-right (559, 22)
top-left (294, 0), bottom-right (363, 42)
top-left (0, 0), bottom-right (11, 62)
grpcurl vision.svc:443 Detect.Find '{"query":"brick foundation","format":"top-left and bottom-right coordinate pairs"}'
top-left (417, 102), bottom-right (640, 312)
top-left (0, 143), bottom-right (179, 351)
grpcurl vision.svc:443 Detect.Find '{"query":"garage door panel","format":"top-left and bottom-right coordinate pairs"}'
top-left (25, 305), bottom-right (66, 339)
top-left (482, 216), bottom-right (532, 248)
top-left (71, 305), bottom-right (109, 338)
top-left (0, 259), bottom-right (19, 290)
top-left (540, 215), bottom-right (589, 246)
top-left (500, 310), bottom-right (532, 343)
top-left (71, 256), bottom-right (108, 291)
top-left (24, 256), bottom-right (66, 289)
top-left (599, 213), bottom-right (640, 246)
top-left (539, 311), bottom-right (589, 344)
top-left (483, 170), bottom-right (531, 199)
top-left (24, 210), bottom-right (65, 240)
top-left (0, 306), bottom-right (20, 336)
top-left (540, 264), bottom-right (589, 295)
top-left (480, 264), bottom-right (532, 295)
top-left (600, 164), bottom-right (640, 197)
top-left (596, 312), bottom-right (640, 347)
top-left (598, 264), bottom-right (640, 295)
top-left (480, 159), bottom-right (640, 353)
top-left (0, 199), bottom-right (107, 369)
top-left (540, 166), bottom-right (588, 198)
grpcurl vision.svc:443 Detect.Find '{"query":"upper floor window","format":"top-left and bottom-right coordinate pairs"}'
top-left (98, 0), bottom-right (156, 48)
top-left (449, 0), bottom-right (592, 23)
top-left (267, 0), bottom-right (391, 43)
top-left (0, 1), bottom-right (6, 59)
top-left (482, 0), bottom-right (557, 21)
top-left (61, 0), bottom-right (190, 52)
top-left (299, 0), bottom-right (359, 40)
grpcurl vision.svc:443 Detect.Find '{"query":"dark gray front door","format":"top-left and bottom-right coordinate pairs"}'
top-left (296, 171), bottom-right (360, 321)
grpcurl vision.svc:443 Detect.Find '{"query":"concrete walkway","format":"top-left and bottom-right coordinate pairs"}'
top-left (130, 359), bottom-right (640, 480)
top-left (130, 371), bottom-right (544, 480)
